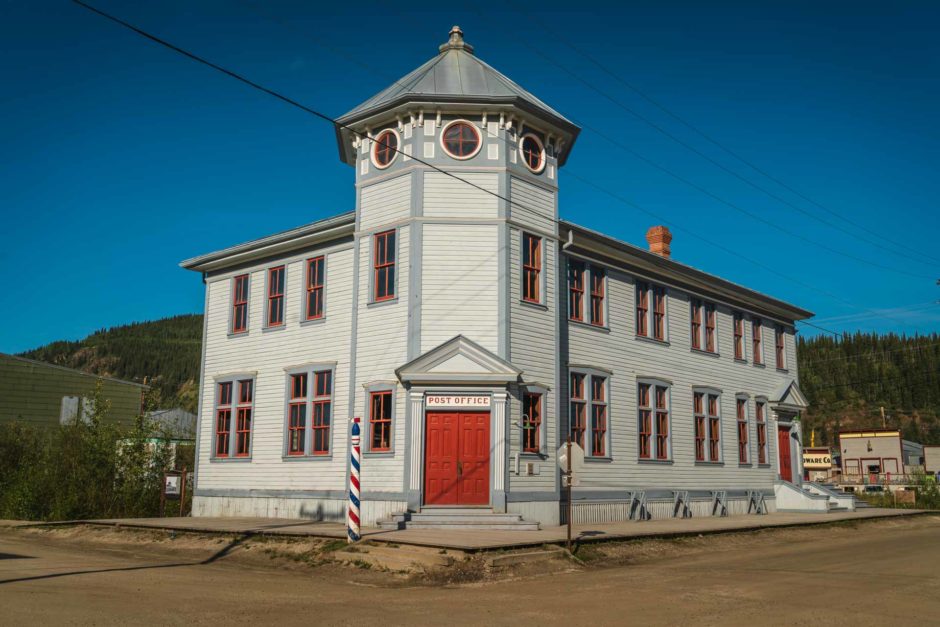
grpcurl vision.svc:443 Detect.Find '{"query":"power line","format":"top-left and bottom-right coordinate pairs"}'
top-left (800, 340), bottom-right (940, 365)
top-left (810, 370), bottom-right (938, 391)
top-left (501, 2), bottom-right (940, 269)
top-left (72, 0), bottom-right (918, 333)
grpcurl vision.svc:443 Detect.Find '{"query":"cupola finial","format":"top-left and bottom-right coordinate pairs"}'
top-left (439, 25), bottom-right (474, 54)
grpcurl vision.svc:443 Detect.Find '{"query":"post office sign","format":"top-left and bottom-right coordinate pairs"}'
top-left (425, 394), bottom-right (491, 409)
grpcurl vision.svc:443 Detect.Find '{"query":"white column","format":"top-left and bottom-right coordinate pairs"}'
top-left (408, 391), bottom-right (424, 492)
top-left (492, 392), bottom-right (508, 494)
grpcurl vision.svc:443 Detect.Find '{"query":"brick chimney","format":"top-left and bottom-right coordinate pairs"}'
top-left (646, 225), bottom-right (672, 258)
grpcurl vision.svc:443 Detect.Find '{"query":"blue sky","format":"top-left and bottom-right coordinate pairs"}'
top-left (2, 0), bottom-right (938, 353)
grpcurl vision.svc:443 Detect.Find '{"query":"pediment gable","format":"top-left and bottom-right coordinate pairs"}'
top-left (773, 380), bottom-right (810, 410)
top-left (396, 336), bottom-right (521, 385)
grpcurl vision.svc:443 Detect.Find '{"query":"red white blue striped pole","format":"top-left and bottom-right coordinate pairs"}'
top-left (347, 416), bottom-right (361, 543)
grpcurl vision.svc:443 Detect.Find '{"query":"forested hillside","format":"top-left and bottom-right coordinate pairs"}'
top-left (799, 332), bottom-right (940, 446)
top-left (18, 315), bottom-right (202, 412)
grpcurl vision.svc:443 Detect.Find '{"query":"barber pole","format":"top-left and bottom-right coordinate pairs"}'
top-left (347, 416), bottom-right (361, 543)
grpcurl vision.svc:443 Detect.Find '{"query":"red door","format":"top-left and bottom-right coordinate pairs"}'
top-left (424, 411), bottom-right (490, 506)
top-left (778, 426), bottom-right (792, 482)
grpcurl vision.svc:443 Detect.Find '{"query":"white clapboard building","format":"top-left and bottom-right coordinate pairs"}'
top-left (182, 27), bottom-right (835, 528)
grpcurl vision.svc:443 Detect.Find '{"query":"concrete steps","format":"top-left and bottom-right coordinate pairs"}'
top-left (378, 508), bottom-right (540, 531)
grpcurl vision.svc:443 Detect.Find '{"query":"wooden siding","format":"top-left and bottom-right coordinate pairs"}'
top-left (197, 244), bottom-right (354, 493)
top-left (509, 176), bottom-right (555, 233)
top-left (421, 223), bottom-right (499, 353)
top-left (0, 354), bottom-right (143, 428)
top-left (564, 263), bottom-right (799, 493)
top-left (423, 172), bottom-right (499, 219)
top-left (359, 175), bottom-right (411, 232)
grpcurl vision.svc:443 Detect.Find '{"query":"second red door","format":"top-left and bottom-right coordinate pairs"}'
top-left (424, 411), bottom-right (490, 506)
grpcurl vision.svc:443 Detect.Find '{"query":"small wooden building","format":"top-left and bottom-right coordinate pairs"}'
top-left (0, 353), bottom-right (146, 428)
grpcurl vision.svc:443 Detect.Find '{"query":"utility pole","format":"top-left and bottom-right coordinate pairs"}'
top-left (881, 406), bottom-right (886, 429)
top-left (566, 434), bottom-right (572, 553)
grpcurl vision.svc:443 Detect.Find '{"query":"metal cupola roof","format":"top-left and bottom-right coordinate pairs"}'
top-left (334, 26), bottom-right (580, 165)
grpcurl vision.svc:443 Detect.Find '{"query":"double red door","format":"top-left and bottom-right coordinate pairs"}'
top-left (424, 411), bottom-right (490, 506)
top-left (778, 426), bottom-right (792, 482)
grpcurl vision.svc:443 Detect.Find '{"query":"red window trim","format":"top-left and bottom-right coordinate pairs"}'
top-left (753, 318), bottom-right (763, 364)
top-left (736, 398), bottom-right (749, 464)
top-left (215, 381), bottom-right (233, 458)
top-left (287, 373), bottom-right (307, 456)
top-left (441, 120), bottom-right (481, 159)
top-left (652, 287), bottom-right (666, 341)
top-left (691, 300), bottom-right (702, 350)
top-left (305, 256), bottom-right (325, 321)
top-left (232, 274), bottom-right (249, 334)
top-left (520, 133), bottom-right (545, 172)
top-left (733, 313), bottom-right (745, 360)
top-left (568, 261), bottom-right (585, 322)
top-left (775, 326), bottom-right (786, 369)
top-left (590, 375), bottom-right (607, 456)
top-left (522, 233), bottom-right (541, 304)
top-left (311, 371), bottom-right (332, 455)
top-left (373, 230), bottom-right (396, 302)
top-left (522, 392), bottom-right (542, 454)
top-left (369, 391), bottom-right (393, 452)
top-left (266, 266), bottom-right (285, 327)
top-left (569, 373), bottom-right (586, 449)
top-left (372, 129), bottom-right (398, 169)
top-left (756, 401), bottom-right (767, 465)
top-left (636, 282), bottom-right (649, 337)
top-left (654, 386), bottom-right (669, 460)
top-left (638, 383), bottom-right (652, 459)
top-left (590, 268), bottom-right (605, 327)
top-left (707, 393), bottom-right (720, 462)
top-left (693, 392), bottom-right (706, 462)
top-left (705, 305), bottom-right (716, 353)
top-left (234, 379), bottom-right (253, 457)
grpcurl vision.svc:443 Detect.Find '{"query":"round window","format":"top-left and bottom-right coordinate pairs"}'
top-left (372, 129), bottom-right (399, 169)
top-left (519, 133), bottom-right (545, 173)
top-left (441, 120), bottom-right (482, 159)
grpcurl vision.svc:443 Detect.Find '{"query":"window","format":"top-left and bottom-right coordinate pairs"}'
top-left (694, 391), bottom-right (721, 462)
top-left (653, 288), bottom-right (666, 341)
top-left (373, 230), bottom-right (396, 302)
top-left (638, 382), bottom-right (670, 460)
top-left (775, 326), bottom-right (786, 369)
top-left (519, 133), bottom-right (545, 173)
top-left (590, 268), bottom-right (605, 326)
top-left (287, 373), bottom-right (307, 455)
top-left (522, 233), bottom-right (542, 304)
top-left (305, 256), bottom-right (325, 320)
top-left (690, 300), bottom-right (716, 353)
top-left (235, 379), bottom-right (253, 457)
top-left (441, 120), bottom-right (481, 159)
top-left (369, 391), bottom-right (393, 452)
top-left (266, 266), bottom-right (285, 327)
top-left (569, 373), bottom-right (586, 448)
top-left (568, 261), bottom-right (585, 322)
top-left (522, 392), bottom-right (542, 454)
top-left (752, 318), bottom-right (763, 364)
top-left (636, 281), bottom-right (649, 337)
top-left (215, 381), bottom-right (233, 457)
top-left (756, 401), bottom-right (768, 465)
top-left (232, 274), bottom-right (249, 334)
top-left (733, 313), bottom-right (745, 360)
top-left (372, 129), bottom-right (399, 169)
top-left (286, 369), bottom-right (333, 457)
top-left (737, 398), bottom-right (749, 464)
top-left (590, 376), bottom-right (607, 456)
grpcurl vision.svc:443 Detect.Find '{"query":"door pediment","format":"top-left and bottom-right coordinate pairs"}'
top-left (396, 335), bottom-right (522, 385)
top-left (772, 380), bottom-right (810, 411)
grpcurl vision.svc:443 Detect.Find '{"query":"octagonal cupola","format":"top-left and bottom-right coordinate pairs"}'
top-left (334, 26), bottom-right (580, 176)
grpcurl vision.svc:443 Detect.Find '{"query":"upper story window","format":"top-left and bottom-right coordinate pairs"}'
top-left (266, 266), bottom-right (285, 327)
top-left (305, 256), bottom-right (325, 321)
top-left (522, 392), bottom-right (542, 454)
top-left (373, 230), bottom-right (396, 302)
top-left (231, 274), bottom-right (249, 334)
top-left (519, 133), bottom-right (546, 173)
top-left (215, 378), bottom-right (254, 459)
top-left (371, 129), bottom-right (399, 169)
top-left (752, 318), bottom-right (764, 365)
top-left (733, 313), bottom-right (745, 360)
top-left (522, 233), bottom-right (542, 304)
top-left (369, 390), bottom-right (393, 452)
top-left (694, 390), bottom-right (722, 463)
top-left (568, 261), bottom-right (585, 322)
top-left (590, 269), bottom-right (606, 327)
top-left (736, 397), bottom-right (750, 464)
top-left (638, 381), bottom-right (670, 461)
top-left (636, 282), bottom-right (667, 341)
top-left (775, 326), bottom-right (787, 370)
top-left (691, 300), bottom-right (717, 353)
top-left (441, 120), bottom-right (482, 159)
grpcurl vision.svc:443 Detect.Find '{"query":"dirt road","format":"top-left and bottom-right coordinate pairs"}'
top-left (1, 516), bottom-right (938, 626)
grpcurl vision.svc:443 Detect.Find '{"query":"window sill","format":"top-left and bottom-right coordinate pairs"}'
top-left (733, 357), bottom-right (748, 364)
top-left (520, 299), bottom-right (549, 311)
top-left (757, 463), bottom-right (772, 468)
top-left (584, 456), bottom-right (612, 463)
top-left (227, 331), bottom-right (249, 339)
top-left (569, 319), bottom-right (610, 333)
top-left (282, 454), bottom-right (333, 461)
top-left (752, 362), bottom-right (766, 369)
top-left (776, 367), bottom-right (789, 374)
top-left (367, 297), bottom-right (399, 308)
top-left (635, 335), bottom-right (669, 347)
top-left (363, 450), bottom-right (395, 457)
top-left (738, 463), bottom-right (753, 468)
top-left (690, 348), bottom-right (720, 358)
top-left (520, 451), bottom-right (548, 460)
top-left (262, 324), bottom-right (286, 334)
top-left (210, 457), bottom-right (252, 463)
top-left (694, 461), bottom-right (724, 467)
top-left (638, 458), bottom-right (673, 465)
top-left (300, 317), bottom-right (327, 327)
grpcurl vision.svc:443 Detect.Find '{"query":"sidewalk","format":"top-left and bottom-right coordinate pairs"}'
top-left (39, 507), bottom-right (926, 551)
